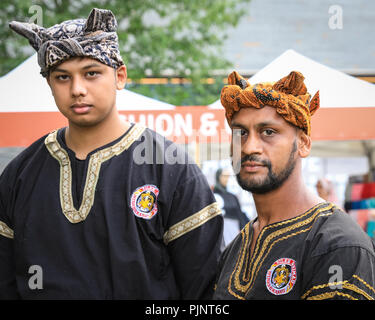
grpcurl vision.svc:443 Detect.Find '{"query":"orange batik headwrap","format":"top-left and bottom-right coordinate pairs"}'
top-left (220, 70), bottom-right (320, 136)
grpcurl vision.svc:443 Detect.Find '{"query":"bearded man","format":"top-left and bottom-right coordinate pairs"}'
top-left (213, 70), bottom-right (375, 300)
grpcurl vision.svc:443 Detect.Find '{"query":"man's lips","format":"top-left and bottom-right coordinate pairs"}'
top-left (71, 103), bottom-right (92, 114)
top-left (241, 161), bottom-right (266, 173)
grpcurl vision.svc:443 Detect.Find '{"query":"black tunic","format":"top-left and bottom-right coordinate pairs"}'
top-left (213, 202), bottom-right (375, 300)
top-left (0, 123), bottom-right (223, 299)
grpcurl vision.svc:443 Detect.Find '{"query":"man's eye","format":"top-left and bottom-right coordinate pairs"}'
top-left (55, 74), bottom-right (69, 81)
top-left (87, 71), bottom-right (99, 77)
top-left (232, 129), bottom-right (247, 137)
top-left (263, 129), bottom-right (275, 136)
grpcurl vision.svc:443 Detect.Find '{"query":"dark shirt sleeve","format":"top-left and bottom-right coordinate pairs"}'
top-left (164, 169), bottom-right (224, 299)
top-left (0, 167), bottom-right (19, 299)
top-left (301, 245), bottom-right (375, 300)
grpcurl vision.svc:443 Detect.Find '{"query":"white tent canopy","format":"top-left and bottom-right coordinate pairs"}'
top-left (208, 49), bottom-right (375, 162)
top-left (0, 53), bottom-right (175, 111)
top-left (209, 49), bottom-right (375, 109)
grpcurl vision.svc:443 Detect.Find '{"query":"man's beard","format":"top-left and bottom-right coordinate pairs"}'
top-left (235, 140), bottom-right (297, 194)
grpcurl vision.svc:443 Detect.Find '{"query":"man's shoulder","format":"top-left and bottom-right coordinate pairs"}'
top-left (1, 132), bottom-right (50, 179)
top-left (309, 204), bottom-right (375, 257)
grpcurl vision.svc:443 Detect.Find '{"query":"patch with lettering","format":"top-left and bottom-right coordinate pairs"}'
top-left (266, 258), bottom-right (297, 295)
top-left (130, 184), bottom-right (159, 220)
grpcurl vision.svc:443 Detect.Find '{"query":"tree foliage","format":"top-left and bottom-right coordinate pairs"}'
top-left (0, 0), bottom-right (251, 105)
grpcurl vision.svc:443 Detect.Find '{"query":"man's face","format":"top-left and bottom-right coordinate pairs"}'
top-left (47, 57), bottom-right (127, 128)
top-left (231, 106), bottom-right (302, 194)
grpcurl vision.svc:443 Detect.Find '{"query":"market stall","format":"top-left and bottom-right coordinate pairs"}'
top-left (0, 53), bottom-right (175, 147)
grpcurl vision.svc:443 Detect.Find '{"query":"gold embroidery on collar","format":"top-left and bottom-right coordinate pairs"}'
top-left (0, 220), bottom-right (14, 239)
top-left (243, 204), bottom-right (334, 295)
top-left (45, 124), bottom-right (145, 223)
top-left (163, 202), bottom-right (221, 245)
top-left (227, 224), bottom-right (250, 300)
top-left (250, 202), bottom-right (334, 274)
top-left (227, 203), bottom-right (334, 299)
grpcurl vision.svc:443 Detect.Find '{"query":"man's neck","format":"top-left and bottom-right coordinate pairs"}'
top-left (65, 113), bottom-right (130, 160)
top-left (252, 168), bottom-right (324, 231)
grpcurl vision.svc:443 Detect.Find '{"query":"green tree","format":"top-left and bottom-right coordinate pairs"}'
top-left (0, 0), bottom-right (251, 105)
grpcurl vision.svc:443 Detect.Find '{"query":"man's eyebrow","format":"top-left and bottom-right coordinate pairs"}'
top-left (82, 63), bottom-right (103, 70)
top-left (230, 122), bottom-right (247, 130)
top-left (50, 67), bottom-right (68, 74)
top-left (50, 63), bottom-right (103, 73)
top-left (256, 121), bottom-right (279, 128)
top-left (230, 121), bottom-right (280, 129)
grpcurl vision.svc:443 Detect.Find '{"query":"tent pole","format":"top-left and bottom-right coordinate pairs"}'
top-left (195, 141), bottom-right (200, 168)
top-left (362, 141), bottom-right (374, 182)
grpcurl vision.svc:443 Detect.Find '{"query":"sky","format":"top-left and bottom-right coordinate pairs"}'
top-left (222, 0), bottom-right (375, 74)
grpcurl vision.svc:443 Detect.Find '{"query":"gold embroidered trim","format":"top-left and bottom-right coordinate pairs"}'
top-left (353, 274), bottom-right (375, 295)
top-left (302, 277), bottom-right (375, 300)
top-left (249, 203), bottom-right (335, 280)
top-left (45, 123), bottom-right (146, 223)
top-left (227, 203), bottom-right (334, 299)
top-left (0, 221), bottom-right (14, 239)
top-left (306, 291), bottom-right (357, 300)
top-left (301, 281), bottom-right (347, 299)
top-left (343, 282), bottom-right (374, 300)
top-left (228, 224), bottom-right (250, 300)
top-left (163, 202), bottom-right (221, 245)
top-left (245, 210), bottom-right (334, 294)
top-left (244, 204), bottom-right (333, 294)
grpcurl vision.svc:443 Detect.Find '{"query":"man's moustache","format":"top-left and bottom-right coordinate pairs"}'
top-left (240, 155), bottom-right (271, 168)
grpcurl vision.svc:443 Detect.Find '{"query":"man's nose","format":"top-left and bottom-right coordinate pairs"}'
top-left (241, 133), bottom-right (263, 155)
top-left (231, 131), bottom-right (263, 174)
top-left (71, 76), bottom-right (87, 97)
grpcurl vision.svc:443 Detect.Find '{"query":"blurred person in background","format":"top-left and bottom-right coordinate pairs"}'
top-left (316, 178), bottom-right (339, 205)
top-left (214, 168), bottom-right (249, 245)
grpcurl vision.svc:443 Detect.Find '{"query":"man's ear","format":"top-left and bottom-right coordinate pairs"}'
top-left (297, 129), bottom-right (311, 158)
top-left (115, 65), bottom-right (127, 90)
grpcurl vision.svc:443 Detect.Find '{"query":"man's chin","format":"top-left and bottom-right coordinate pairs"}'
top-left (236, 173), bottom-right (270, 194)
top-left (69, 119), bottom-right (99, 128)
top-left (236, 170), bottom-right (286, 194)
top-left (67, 114), bottom-right (102, 128)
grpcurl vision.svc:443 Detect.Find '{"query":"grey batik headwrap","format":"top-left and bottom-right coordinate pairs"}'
top-left (9, 8), bottom-right (124, 77)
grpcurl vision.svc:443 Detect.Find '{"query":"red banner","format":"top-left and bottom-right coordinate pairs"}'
top-left (0, 106), bottom-right (375, 147)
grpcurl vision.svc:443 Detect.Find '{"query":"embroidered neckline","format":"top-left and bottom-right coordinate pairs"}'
top-left (45, 123), bottom-right (145, 223)
top-left (227, 202), bottom-right (335, 299)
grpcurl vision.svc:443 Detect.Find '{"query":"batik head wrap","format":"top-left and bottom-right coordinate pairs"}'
top-left (9, 8), bottom-right (124, 77)
top-left (220, 70), bottom-right (320, 136)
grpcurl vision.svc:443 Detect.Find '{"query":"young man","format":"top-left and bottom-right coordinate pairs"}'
top-left (213, 70), bottom-right (375, 300)
top-left (1, 8), bottom-right (223, 299)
